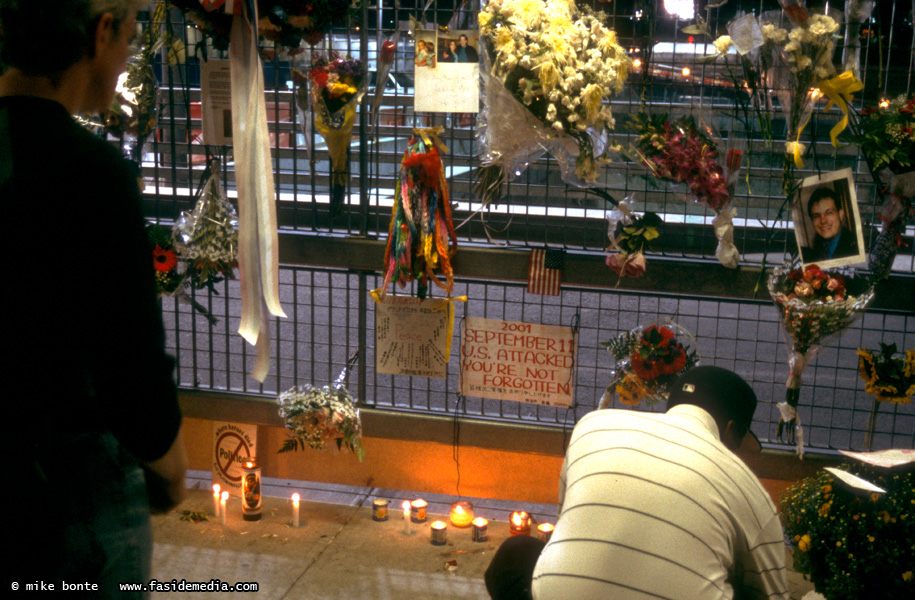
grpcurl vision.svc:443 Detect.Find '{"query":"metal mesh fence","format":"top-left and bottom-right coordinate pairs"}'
top-left (143, 2), bottom-right (915, 453)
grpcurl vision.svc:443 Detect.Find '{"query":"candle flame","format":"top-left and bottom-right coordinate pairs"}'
top-left (455, 505), bottom-right (464, 515)
top-left (538, 523), bottom-right (555, 532)
top-left (292, 493), bottom-right (300, 503)
top-left (879, 98), bottom-right (890, 109)
top-left (213, 484), bottom-right (220, 494)
top-left (472, 517), bottom-right (487, 527)
top-left (221, 491), bottom-right (229, 501)
top-left (681, 67), bottom-right (690, 78)
top-left (402, 500), bottom-right (411, 510)
top-left (511, 512), bottom-right (525, 526)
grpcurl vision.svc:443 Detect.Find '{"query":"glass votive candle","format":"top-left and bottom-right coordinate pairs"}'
top-left (372, 498), bottom-right (389, 521)
top-left (430, 520), bottom-right (448, 545)
top-left (449, 501), bottom-right (474, 527)
top-left (410, 499), bottom-right (428, 523)
top-left (509, 510), bottom-right (532, 536)
top-left (537, 522), bottom-right (555, 543)
top-left (471, 517), bottom-right (488, 542)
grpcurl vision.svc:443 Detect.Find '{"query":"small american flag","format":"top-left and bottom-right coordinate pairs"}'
top-left (527, 248), bottom-right (564, 296)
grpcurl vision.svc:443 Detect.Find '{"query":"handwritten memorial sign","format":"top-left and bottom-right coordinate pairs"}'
top-left (375, 296), bottom-right (454, 378)
top-left (460, 317), bottom-right (576, 407)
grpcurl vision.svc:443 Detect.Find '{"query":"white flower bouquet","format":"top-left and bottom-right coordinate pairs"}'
top-left (277, 359), bottom-right (365, 460)
top-left (475, 0), bottom-right (630, 206)
top-left (173, 159), bottom-right (238, 292)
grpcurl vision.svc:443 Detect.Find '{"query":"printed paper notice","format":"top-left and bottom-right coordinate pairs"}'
top-left (460, 317), bottom-right (576, 407)
top-left (212, 422), bottom-right (257, 497)
top-left (375, 296), bottom-right (454, 378)
top-left (201, 59), bottom-right (233, 145)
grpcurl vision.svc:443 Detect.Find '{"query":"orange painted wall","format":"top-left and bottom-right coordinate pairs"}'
top-left (183, 417), bottom-right (565, 505)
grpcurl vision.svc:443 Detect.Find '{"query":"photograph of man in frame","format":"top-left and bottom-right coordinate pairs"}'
top-left (792, 168), bottom-right (866, 269)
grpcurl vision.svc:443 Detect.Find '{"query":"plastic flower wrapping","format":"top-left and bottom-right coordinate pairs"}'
top-left (712, 5), bottom-right (859, 190)
top-left (106, 2), bottom-right (179, 162)
top-left (380, 128), bottom-right (457, 300)
top-left (628, 114), bottom-right (744, 268)
top-left (599, 323), bottom-right (698, 409)
top-left (604, 199), bottom-right (662, 282)
top-left (293, 53), bottom-right (367, 218)
top-left (147, 221), bottom-right (219, 324)
top-left (768, 263), bottom-right (875, 457)
top-left (277, 360), bottom-right (365, 460)
top-left (173, 159), bottom-right (239, 292)
top-left (474, 0), bottom-right (631, 207)
top-left (170, 1), bottom-right (351, 52)
top-left (852, 94), bottom-right (915, 279)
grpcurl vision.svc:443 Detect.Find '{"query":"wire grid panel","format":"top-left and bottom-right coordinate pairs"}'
top-left (142, 3), bottom-right (914, 273)
top-left (161, 265), bottom-right (915, 451)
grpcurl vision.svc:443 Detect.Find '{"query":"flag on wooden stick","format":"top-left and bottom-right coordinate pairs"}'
top-left (527, 248), bottom-right (564, 296)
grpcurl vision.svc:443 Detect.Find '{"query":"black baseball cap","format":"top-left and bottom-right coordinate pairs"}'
top-left (668, 366), bottom-right (762, 454)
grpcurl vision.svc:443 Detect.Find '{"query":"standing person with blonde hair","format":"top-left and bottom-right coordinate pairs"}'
top-left (1, 1), bottom-right (186, 595)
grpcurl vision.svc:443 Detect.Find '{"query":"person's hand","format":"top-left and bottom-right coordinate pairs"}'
top-left (144, 430), bottom-right (188, 513)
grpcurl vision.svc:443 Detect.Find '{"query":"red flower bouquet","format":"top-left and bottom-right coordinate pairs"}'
top-left (600, 323), bottom-right (698, 408)
top-left (769, 263), bottom-right (874, 457)
top-left (629, 114), bottom-right (743, 267)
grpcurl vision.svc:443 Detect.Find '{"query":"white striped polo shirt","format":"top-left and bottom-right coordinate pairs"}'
top-left (531, 404), bottom-right (789, 600)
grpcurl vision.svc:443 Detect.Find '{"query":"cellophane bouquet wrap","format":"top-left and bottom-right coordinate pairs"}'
top-left (381, 129), bottom-right (457, 299)
top-left (277, 362), bottom-right (364, 460)
top-left (852, 94), bottom-right (915, 279)
top-left (296, 53), bottom-right (367, 217)
top-left (629, 113), bottom-right (744, 268)
top-left (475, 0), bottom-right (630, 206)
top-left (768, 263), bottom-right (874, 457)
top-left (107, 1), bottom-right (177, 163)
top-left (599, 323), bottom-right (698, 409)
top-left (148, 222), bottom-right (218, 324)
top-left (173, 160), bottom-right (239, 292)
top-left (720, 7), bottom-right (859, 191)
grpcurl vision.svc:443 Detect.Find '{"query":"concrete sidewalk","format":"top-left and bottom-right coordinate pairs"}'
top-left (149, 472), bottom-right (815, 599)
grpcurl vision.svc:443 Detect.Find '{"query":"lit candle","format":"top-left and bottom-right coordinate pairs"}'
top-left (537, 522), bottom-right (555, 543)
top-left (410, 499), bottom-right (427, 523)
top-left (509, 511), bottom-right (532, 536)
top-left (430, 520), bottom-right (448, 545)
top-left (449, 501), bottom-right (474, 527)
top-left (241, 460), bottom-right (262, 521)
top-left (471, 517), bottom-right (488, 542)
top-left (402, 500), bottom-right (412, 535)
top-left (291, 493), bottom-right (300, 528)
top-left (372, 498), bottom-right (389, 522)
top-left (220, 491), bottom-right (229, 526)
top-left (212, 484), bottom-right (221, 517)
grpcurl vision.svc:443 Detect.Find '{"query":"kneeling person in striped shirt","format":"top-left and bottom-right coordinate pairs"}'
top-left (487, 366), bottom-right (789, 600)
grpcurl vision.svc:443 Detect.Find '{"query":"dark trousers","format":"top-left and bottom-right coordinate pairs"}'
top-left (484, 535), bottom-right (546, 600)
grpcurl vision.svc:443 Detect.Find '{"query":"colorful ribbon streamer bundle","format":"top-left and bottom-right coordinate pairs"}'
top-left (381, 128), bottom-right (457, 299)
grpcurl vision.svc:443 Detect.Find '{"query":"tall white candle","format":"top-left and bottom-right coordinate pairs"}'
top-left (212, 484), bottom-right (221, 518)
top-left (220, 491), bottom-right (228, 526)
top-left (402, 500), bottom-right (412, 534)
top-left (292, 493), bottom-right (300, 528)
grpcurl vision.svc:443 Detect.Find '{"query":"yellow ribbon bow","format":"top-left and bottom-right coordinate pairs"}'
top-left (818, 71), bottom-right (864, 147)
top-left (790, 70), bottom-right (863, 169)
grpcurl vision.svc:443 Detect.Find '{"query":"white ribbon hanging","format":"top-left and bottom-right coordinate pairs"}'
top-left (230, 2), bottom-right (286, 381)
